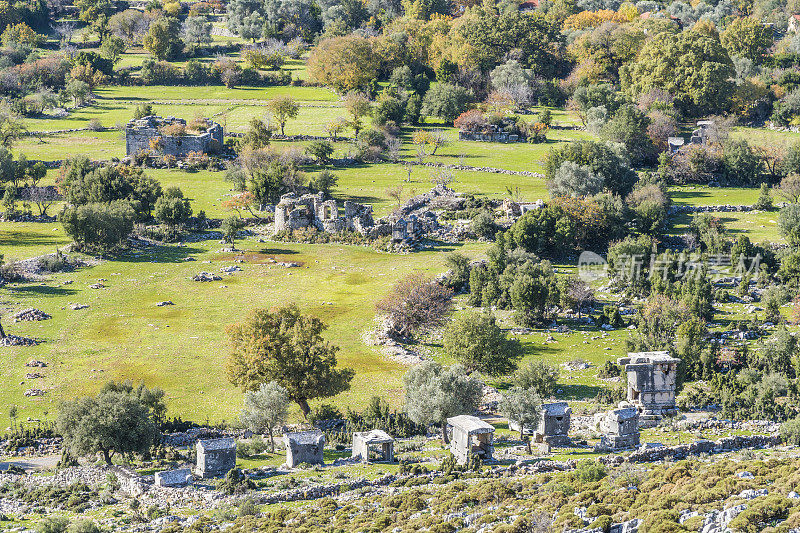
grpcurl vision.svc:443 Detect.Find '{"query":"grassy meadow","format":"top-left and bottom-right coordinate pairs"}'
top-left (0, 60), bottom-right (784, 425)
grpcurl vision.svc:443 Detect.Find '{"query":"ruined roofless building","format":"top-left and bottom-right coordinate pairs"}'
top-left (125, 116), bottom-right (223, 157)
top-left (619, 351), bottom-right (680, 426)
top-left (274, 192), bottom-right (375, 235)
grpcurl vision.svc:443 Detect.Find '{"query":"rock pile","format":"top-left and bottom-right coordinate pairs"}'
top-left (12, 309), bottom-right (51, 322)
top-left (23, 389), bottom-right (45, 397)
top-left (192, 272), bottom-right (222, 282)
top-left (156, 301), bottom-right (174, 306)
top-left (0, 335), bottom-right (38, 347)
top-left (25, 360), bottom-right (47, 367)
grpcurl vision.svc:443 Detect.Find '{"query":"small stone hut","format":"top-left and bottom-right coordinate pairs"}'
top-left (154, 468), bottom-right (192, 488)
top-left (447, 415), bottom-right (495, 465)
top-left (284, 431), bottom-right (325, 467)
top-left (619, 351), bottom-right (680, 426)
top-left (596, 405), bottom-right (640, 450)
top-left (195, 438), bottom-right (236, 478)
top-left (352, 429), bottom-right (394, 463)
top-left (125, 115), bottom-right (223, 157)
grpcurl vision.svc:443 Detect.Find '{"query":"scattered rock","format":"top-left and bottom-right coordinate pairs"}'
top-left (23, 389), bottom-right (45, 397)
top-left (12, 309), bottom-right (51, 322)
top-left (220, 266), bottom-right (242, 273)
top-left (156, 301), bottom-right (174, 307)
top-left (69, 303), bottom-right (89, 310)
top-left (89, 283), bottom-right (105, 289)
top-left (0, 336), bottom-right (38, 347)
top-left (192, 272), bottom-right (222, 282)
top-left (25, 360), bottom-right (47, 368)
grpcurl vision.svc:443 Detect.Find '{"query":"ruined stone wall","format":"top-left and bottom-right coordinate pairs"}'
top-left (125, 118), bottom-right (223, 157)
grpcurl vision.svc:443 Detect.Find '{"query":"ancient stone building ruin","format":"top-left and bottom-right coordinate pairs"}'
top-left (284, 431), bottom-right (325, 467)
top-left (274, 192), bottom-right (375, 235)
top-left (352, 430), bottom-right (394, 463)
top-left (274, 188), bottom-right (444, 243)
top-left (596, 405), bottom-right (640, 450)
top-left (195, 438), bottom-right (236, 478)
top-left (619, 351), bottom-right (680, 426)
top-left (447, 415), bottom-right (495, 465)
top-left (155, 468), bottom-right (192, 488)
top-left (125, 116), bottom-right (223, 157)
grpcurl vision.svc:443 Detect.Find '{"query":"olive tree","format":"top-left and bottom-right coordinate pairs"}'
top-left (500, 386), bottom-right (541, 451)
top-left (240, 381), bottom-right (289, 452)
top-left (403, 361), bottom-right (483, 443)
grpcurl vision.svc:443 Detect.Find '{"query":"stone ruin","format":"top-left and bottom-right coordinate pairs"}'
top-left (195, 438), bottom-right (236, 479)
top-left (284, 431), bottom-right (325, 468)
top-left (596, 404), bottom-right (640, 451)
top-left (155, 468), bottom-right (192, 488)
top-left (500, 198), bottom-right (544, 219)
top-left (619, 351), bottom-right (679, 427)
top-left (274, 185), bottom-right (453, 243)
top-left (535, 402), bottom-right (572, 448)
top-left (125, 116), bottom-right (223, 157)
top-left (458, 129), bottom-right (523, 143)
top-left (274, 192), bottom-right (375, 235)
top-left (351, 429), bottom-right (394, 463)
top-left (508, 401), bottom-right (572, 450)
top-left (447, 415), bottom-right (495, 465)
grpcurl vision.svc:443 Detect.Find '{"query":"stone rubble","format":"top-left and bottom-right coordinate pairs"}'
top-left (192, 272), bottom-right (222, 282)
top-left (12, 309), bottom-right (51, 322)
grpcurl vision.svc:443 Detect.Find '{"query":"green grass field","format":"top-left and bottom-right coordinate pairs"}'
top-left (2, 73), bottom-right (793, 426)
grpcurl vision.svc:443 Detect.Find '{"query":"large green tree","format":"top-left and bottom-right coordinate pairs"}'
top-left (720, 17), bottom-right (772, 63)
top-left (56, 384), bottom-right (161, 465)
top-left (620, 29), bottom-right (735, 116)
top-left (443, 310), bottom-right (523, 376)
top-left (226, 304), bottom-right (355, 417)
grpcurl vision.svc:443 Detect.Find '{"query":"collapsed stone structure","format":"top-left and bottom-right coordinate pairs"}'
top-left (284, 431), bottom-right (325, 467)
top-left (619, 351), bottom-right (680, 426)
top-left (274, 193), bottom-right (375, 235)
top-left (447, 415), bottom-right (495, 464)
top-left (125, 116), bottom-right (223, 157)
top-left (351, 430), bottom-right (394, 463)
top-left (274, 185), bottom-right (454, 243)
top-left (596, 405), bottom-right (640, 450)
top-left (195, 438), bottom-right (236, 479)
top-left (155, 468), bottom-right (192, 488)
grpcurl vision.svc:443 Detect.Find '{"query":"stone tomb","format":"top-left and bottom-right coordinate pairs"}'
top-left (195, 438), bottom-right (236, 479)
top-left (535, 402), bottom-right (572, 447)
top-left (352, 429), bottom-right (394, 463)
top-left (508, 402), bottom-right (572, 447)
top-left (596, 405), bottom-right (640, 450)
top-left (447, 415), bottom-right (494, 465)
top-left (284, 431), bottom-right (325, 467)
top-left (155, 468), bottom-right (192, 488)
top-left (619, 351), bottom-right (680, 426)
